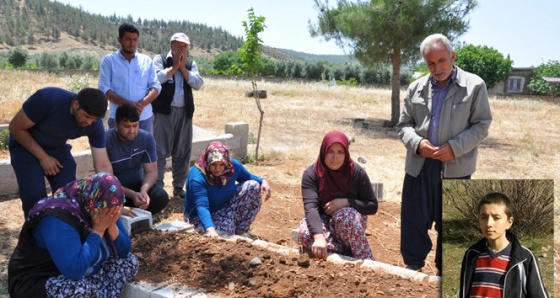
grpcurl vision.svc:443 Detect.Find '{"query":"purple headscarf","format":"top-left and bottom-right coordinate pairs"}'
top-left (27, 172), bottom-right (125, 257)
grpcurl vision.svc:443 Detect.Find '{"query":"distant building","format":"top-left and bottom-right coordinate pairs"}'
top-left (489, 67), bottom-right (535, 95)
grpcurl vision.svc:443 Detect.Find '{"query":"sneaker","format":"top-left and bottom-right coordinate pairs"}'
top-left (173, 187), bottom-right (186, 198)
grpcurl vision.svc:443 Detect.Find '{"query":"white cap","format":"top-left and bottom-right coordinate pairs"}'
top-left (170, 33), bottom-right (190, 45)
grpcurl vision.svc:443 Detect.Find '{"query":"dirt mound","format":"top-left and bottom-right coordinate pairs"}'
top-left (132, 229), bottom-right (439, 297)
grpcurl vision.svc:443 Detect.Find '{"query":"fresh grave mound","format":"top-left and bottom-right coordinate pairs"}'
top-left (131, 230), bottom-right (439, 298)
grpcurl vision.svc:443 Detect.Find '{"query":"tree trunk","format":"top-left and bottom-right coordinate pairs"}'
top-left (389, 49), bottom-right (402, 127)
top-left (252, 81), bottom-right (264, 166)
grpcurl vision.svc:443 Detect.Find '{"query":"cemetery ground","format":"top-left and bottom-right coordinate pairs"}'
top-left (0, 70), bottom-right (558, 297)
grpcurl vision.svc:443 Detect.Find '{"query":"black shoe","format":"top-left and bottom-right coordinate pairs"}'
top-left (405, 264), bottom-right (423, 272)
top-left (173, 187), bottom-right (186, 198)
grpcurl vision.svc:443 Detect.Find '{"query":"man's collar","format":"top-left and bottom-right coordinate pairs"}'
top-left (430, 66), bottom-right (457, 88)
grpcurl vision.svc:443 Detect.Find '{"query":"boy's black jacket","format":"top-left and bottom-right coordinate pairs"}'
top-left (459, 231), bottom-right (549, 298)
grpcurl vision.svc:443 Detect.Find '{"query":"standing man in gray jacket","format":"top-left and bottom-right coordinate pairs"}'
top-left (397, 33), bottom-right (492, 275)
top-left (152, 33), bottom-right (204, 198)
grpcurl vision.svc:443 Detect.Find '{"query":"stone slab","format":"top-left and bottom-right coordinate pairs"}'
top-left (120, 208), bottom-right (153, 236)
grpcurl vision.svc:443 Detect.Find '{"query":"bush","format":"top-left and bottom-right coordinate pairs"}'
top-left (0, 129), bottom-right (8, 151)
top-left (444, 179), bottom-right (554, 238)
top-left (528, 60), bottom-right (560, 96)
top-left (67, 74), bottom-right (92, 92)
top-left (212, 51), bottom-right (241, 75)
top-left (8, 47), bottom-right (28, 68)
top-left (338, 77), bottom-right (358, 87)
top-left (455, 44), bottom-right (512, 90)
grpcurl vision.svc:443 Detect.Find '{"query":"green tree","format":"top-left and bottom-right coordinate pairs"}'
top-left (455, 44), bottom-right (512, 90)
top-left (59, 51), bottom-right (69, 69)
top-left (82, 54), bottom-right (99, 70)
top-left (66, 54), bottom-right (83, 70)
top-left (259, 58), bottom-right (276, 77)
top-left (275, 60), bottom-right (289, 77)
top-left (8, 47), bottom-right (28, 68)
top-left (212, 51), bottom-right (242, 75)
top-left (238, 8), bottom-right (266, 164)
top-left (311, 0), bottom-right (476, 126)
top-left (37, 52), bottom-right (58, 69)
top-left (528, 60), bottom-right (560, 97)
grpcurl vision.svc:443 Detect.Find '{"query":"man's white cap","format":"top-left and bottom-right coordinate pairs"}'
top-left (170, 33), bottom-right (190, 45)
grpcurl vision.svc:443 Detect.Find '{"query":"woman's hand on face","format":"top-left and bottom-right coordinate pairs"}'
top-left (92, 206), bottom-right (122, 236)
top-left (108, 205), bottom-right (122, 225)
top-left (106, 205), bottom-right (122, 240)
top-left (323, 198), bottom-right (349, 215)
top-left (311, 234), bottom-right (328, 260)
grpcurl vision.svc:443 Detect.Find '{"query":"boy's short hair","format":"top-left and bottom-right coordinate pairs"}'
top-left (75, 88), bottom-right (107, 119)
top-left (477, 192), bottom-right (513, 218)
top-left (115, 103), bottom-right (140, 124)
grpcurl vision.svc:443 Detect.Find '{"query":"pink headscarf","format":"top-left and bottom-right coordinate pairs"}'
top-left (195, 141), bottom-right (235, 186)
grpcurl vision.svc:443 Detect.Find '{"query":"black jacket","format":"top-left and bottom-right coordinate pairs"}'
top-left (152, 54), bottom-right (195, 118)
top-left (8, 209), bottom-right (89, 298)
top-left (459, 232), bottom-right (549, 298)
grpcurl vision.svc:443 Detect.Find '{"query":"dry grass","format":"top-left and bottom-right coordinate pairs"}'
top-left (1, 69), bottom-right (559, 295)
top-left (1, 69), bottom-right (558, 203)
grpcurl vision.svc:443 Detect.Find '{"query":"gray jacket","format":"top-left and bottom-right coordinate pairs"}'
top-left (397, 66), bottom-right (492, 178)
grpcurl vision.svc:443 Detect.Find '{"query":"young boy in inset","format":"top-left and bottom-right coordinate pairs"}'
top-left (459, 192), bottom-right (549, 298)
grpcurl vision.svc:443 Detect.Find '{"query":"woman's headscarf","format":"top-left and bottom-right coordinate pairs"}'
top-left (314, 131), bottom-right (354, 202)
top-left (195, 141), bottom-right (234, 186)
top-left (27, 172), bottom-right (125, 257)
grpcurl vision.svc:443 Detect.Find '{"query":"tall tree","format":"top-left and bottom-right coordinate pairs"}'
top-left (238, 8), bottom-right (266, 164)
top-left (310, 0), bottom-right (476, 126)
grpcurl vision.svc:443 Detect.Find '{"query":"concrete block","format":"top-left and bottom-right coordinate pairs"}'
top-left (224, 137), bottom-right (241, 152)
top-left (428, 275), bottom-right (442, 284)
top-left (239, 135), bottom-right (249, 148)
top-left (251, 240), bottom-right (298, 256)
top-left (372, 181), bottom-right (384, 201)
top-left (120, 208), bottom-right (153, 236)
top-left (225, 122), bottom-right (249, 137)
top-left (326, 253), bottom-right (362, 266)
top-left (122, 281), bottom-right (161, 298)
top-left (0, 158), bottom-right (18, 196)
top-left (291, 229), bottom-right (299, 244)
top-left (152, 284), bottom-right (206, 298)
top-left (154, 221), bottom-right (195, 232)
top-left (73, 151), bottom-right (95, 180)
top-left (361, 260), bottom-right (429, 283)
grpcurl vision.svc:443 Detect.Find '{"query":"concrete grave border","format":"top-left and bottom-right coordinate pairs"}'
top-left (122, 219), bottom-right (440, 297)
top-left (0, 122), bottom-right (249, 196)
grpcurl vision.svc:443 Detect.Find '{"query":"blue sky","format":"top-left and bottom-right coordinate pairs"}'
top-left (55, 0), bottom-right (558, 67)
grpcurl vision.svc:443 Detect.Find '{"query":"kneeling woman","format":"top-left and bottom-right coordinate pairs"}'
top-left (298, 131), bottom-right (378, 260)
top-left (8, 173), bottom-right (138, 298)
top-left (184, 141), bottom-right (272, 238)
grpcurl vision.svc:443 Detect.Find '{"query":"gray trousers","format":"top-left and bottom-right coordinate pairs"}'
top-left (153, 107), bottom-right (193, 189)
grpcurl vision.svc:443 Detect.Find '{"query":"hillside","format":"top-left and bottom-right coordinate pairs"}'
top-left (0, 0), bottom-right (240, 58)
top-left (0, 0), bottom-right (352, 63)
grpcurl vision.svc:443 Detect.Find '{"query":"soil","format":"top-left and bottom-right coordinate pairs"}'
top-left (132, 196), bottom-right (440, 298)
top-left (0, 154), bottom-right (440, 298)
top-left (132, 229), bottom-right (437, 298)
top-left (125, 159), bottom-right (440, 298)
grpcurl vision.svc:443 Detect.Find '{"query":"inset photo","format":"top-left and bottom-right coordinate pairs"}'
top-left (442, 179), bottom-right (553, 298)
